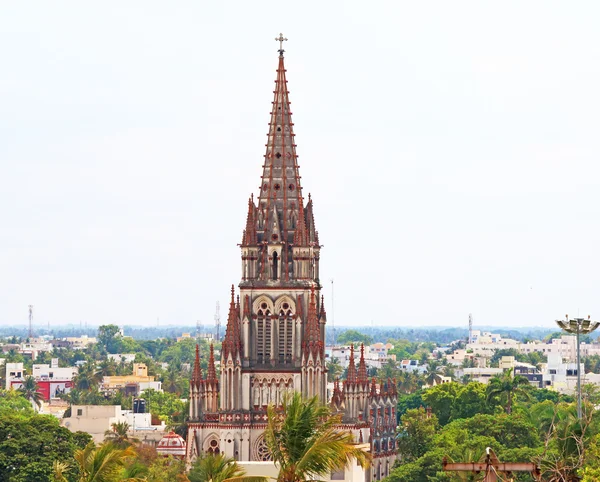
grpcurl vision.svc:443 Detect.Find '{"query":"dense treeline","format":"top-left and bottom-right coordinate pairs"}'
top-left (385, 378), bottom-right (600, 482)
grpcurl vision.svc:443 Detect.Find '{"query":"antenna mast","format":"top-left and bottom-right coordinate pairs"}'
top-left (468, 313), bottom-right (473, 345)
top-left (28, 305), bottom-right (33, 338)
top-left (214, 301), bottom-right (221, 341)
top-left (330, 279), bottom-right (336, 346)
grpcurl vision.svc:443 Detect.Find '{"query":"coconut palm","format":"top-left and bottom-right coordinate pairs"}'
top-left (18, 375), bottom-right (44, 410)
top-left (188, 453), bottom-right (248, 482)
top-left (485, 368), bottom-right (532, 414)
top-left (74, 441), bottom-right (137, 482)
top-left (51, 460), bottom-right (70, 482)
top-left (261, 392), bottom-right (371, 482)
top-left (74, 361), bottom-right (101, 391)
top-left (104, 421), bottom-right (139, 449)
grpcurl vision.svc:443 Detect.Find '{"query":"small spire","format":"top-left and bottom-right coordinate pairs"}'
top-left (242, 197), bottom-right (257, 245)
top-left (319, 295), bottom-right (327, 321)
top-left (346, 344), bottom-right (357, 383)
top-left (357, 343), bottom-right (368, 383)
top-left (192, 344), bottom-right (203, 385)
top-left (302, 286), bottom-right (323, 359)
top-left (222, 285), bottom-right (242, 361)
top-left (370, 377), bottom-right (377, 396)
top-left (207, 344), bottom-right (217, 381)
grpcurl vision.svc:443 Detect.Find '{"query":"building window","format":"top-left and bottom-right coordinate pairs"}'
top-left (77, 409), bottom-right (83, 416)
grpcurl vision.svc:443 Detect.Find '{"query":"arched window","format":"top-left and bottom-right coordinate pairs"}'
top-left (278, 310), bottom-right (294, 364)
top-left (257, 309), bottom-right (271, 365)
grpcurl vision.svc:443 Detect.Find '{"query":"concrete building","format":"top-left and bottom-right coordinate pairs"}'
top-left (107, 353), bottom-right (136, 364)
top-left (6, 359), bottom-right (77, 400)
top-left (62, 405), bottom-right (165, 443)
top-left (102, 363), bottom-right (161, 396)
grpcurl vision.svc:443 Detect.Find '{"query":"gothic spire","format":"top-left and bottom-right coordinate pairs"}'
top-left (319, 295), bottom-right (327, 321)
top-left (207, 344), bottom-right (217, 381)
top-left (258, 48), bottom-right (304, 248)
top-left (357, 343), bottom-right (368, 383)
top-left (346, 344), bottom-right (357, 383)
top-left (303, 286), bottom-right (323, 358)
top-left (222, 285), bottom-right (242, 361)
top-left (241, 196), bottom-right (257, 246)
top-left (192, 344), bottom-right (203, 386)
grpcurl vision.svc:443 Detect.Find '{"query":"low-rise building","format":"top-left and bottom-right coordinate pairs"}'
top-left (102, 363), bottom-right (161, 396)
top-left (107, 353), bottom-right (136, 364)
top-left (62, 404), bottom-right (166, 443)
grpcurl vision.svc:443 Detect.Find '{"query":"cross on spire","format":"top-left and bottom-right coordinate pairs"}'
top-left (275, 33), bottom-right (288, 56)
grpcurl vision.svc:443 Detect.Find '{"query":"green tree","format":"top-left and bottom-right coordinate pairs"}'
top-left (104, 422), bottom-right (139, 449)
top-left (0, 412), bottom-right (83, 482)
top-left (18, 375), bottom-right (44, 410)
top-left (74, 442), bottom-right (136, 482)
top-left (97, 324), bottom-right (123, 354)
top-left (421, 382), bottom-right (462, 425)
top-left (336, 330), bottom-right (373, 346)
top-left (188, 453), bottom-right (247, 482)
top-left (264, 392), bottom-right (370, 482)
top-left (486, 368), bottom-right (532, 414)
top-left (450, 382), bottom-right (491, 420)
top-left (326, 358), bottom-right (343, 383)
top-left (396, 407), bottom-right (438, 462)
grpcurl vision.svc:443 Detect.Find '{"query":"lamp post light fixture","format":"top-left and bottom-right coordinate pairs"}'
top-left (555, 315), bottom-right (600, 419)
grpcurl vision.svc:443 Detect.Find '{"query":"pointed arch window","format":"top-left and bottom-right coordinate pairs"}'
top-left (257, 309), bottom-right (272, 365)
top-left (278, 309), bottom-right (294, 364)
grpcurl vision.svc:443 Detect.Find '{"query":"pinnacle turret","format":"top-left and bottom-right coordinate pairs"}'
top-left (346, 344), bottom-right (357, 383)
top-left (358, 343), bottom-right (368, 383)
top-left (222, 285), bottom-right (242, 361)
top-left (302, 286), bottom-right (323, 359)
top-left (207, 344), bottom-right (217, 381)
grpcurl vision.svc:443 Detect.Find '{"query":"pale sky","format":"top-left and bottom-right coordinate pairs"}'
top-left (1, 2), bottom-right (599, 329)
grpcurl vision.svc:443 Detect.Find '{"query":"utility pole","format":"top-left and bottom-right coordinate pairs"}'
top-left (28, 305), bottom-right (33, 338)
top-left (214, 302), bottom-right (221, 341)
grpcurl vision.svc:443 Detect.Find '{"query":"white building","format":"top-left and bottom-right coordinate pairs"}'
top-left (62, 405), bottom-right (166, 443)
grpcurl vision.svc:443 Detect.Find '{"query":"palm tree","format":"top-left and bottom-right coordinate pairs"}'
top-left (51, 460), bottom-right (70, 482)
top-left (74, 441), bottom-right (137, 482)
top-left (188, 453), bottom-right (248, 482)
top-left (96, 358), bottom-right (118, 378)
top-left (326, 359), bottom-right (343, 383)
top-left (485, 368), bottom-right (532, 414)
top-left (74, 361), bottom-right (101, 391)
top-left (262, 392), bottom-right (371, 482)
top-left (18, 375), bottom-right (44, 410)
top-left (104, 421), bottom-right (139, 448)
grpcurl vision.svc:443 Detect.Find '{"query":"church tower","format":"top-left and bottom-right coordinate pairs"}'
top-left (187, 36), bottom-right (327, 463)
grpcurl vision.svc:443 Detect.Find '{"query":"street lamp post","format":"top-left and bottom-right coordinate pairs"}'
top-left (555, 315), bottom-right (600, 419)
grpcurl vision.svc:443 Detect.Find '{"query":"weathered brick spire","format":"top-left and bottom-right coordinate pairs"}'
top-left (303, 286), bottom-right (323, 358)
top-left (191, 344), bottom-right (203, 386)
top-left (222, 285), bottom-right (242, 361)
top-left (346, 344), bottom-right (357, 383)
top-left (206, 344), bottom-right (217, 382)
top-left (358, 343), bottom-right (368, 383)
top-left (241, 196), bottom-right (257, 246)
